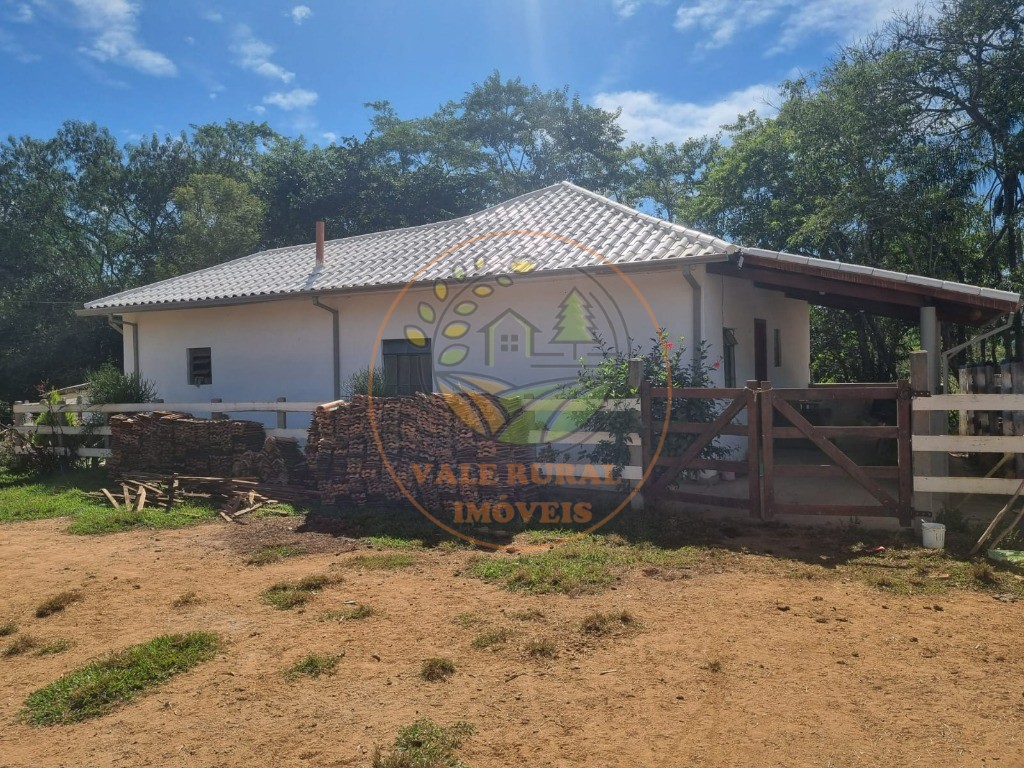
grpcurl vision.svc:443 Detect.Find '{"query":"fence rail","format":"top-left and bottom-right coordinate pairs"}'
top-left (911, 389), bottom-right (1024, 496)
top-left (11, 398), bottom-right (317, 460)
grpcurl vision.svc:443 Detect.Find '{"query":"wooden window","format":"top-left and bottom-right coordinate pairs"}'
top-left (773, 328), bottom-right (782, 368)
top-left (187, 347), bottom-right (212, 386)
top-left (722, 328), bottom-right (737, 388)
top-left (382, 338), bottom-right (433, 395)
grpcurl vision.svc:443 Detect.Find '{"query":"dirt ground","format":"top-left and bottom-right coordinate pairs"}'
top-left (1, 516), bottom-right (1022, 768)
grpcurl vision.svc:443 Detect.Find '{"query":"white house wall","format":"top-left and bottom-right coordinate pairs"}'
top-left (120, 265), bottom-right (810, 432)
top-left (704, 270), bottom-right (810, 388)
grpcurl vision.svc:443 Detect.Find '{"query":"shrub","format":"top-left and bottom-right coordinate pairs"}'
top-left (85, 363), bottom-right (158, 405)
top-left (346, 366), bottom-right (395, 397)
top-left (563, 331), bottom-right (729, 479)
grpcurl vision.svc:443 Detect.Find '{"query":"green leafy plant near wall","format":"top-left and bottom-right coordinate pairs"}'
top-left (85, 363), bottom-right (158, 405)
top-left (564, 331), bottom-right (730, 480)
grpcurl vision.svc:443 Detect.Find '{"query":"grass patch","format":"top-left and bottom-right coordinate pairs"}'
top-left (420, 657), bottom-right (456, 682)
top-left (4, 635), bottom-right (40, 657)
top-left (21, 632), bottom-right (219, 726)
top-left (171, 591), bottom-right (201, 608)
top-left (471, 627), bottom-right (514, 650)
top-left (373, 719), bottom-right (474, 768)
top-left (0, 469), bottom-right (110, 524)
top-left (466, 535), bottom-right (700, 595)
top-left (35, 590), bottom-right (83, 618)
top-left (580, 610), bottom-right (639, 636)
top-left (261, 574), bottom-right (338, 610)
top-left (319, 603), bottom-right (378, 621)
top-left (363, 535), bottom-right (425, 550)
top-left (704, 658), bottom-right (723, 673)
top-left (284, 653), bottom-right (340, 679)
top-left (67, 502), bottom-right (216, 535)
top-left (524, 637), bottom-right (557, 658)
top-left (453, 612), bottom-right (487, 628)
top-left (245, 544), bottom-right (307, 566)
top-left (0, 621), bottom-right (17, 637)
top-left (35, 638), bottom-right (72, 656)
top-left (341, 553), bottom-right (417, 570)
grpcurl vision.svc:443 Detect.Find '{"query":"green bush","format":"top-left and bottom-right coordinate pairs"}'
top-left (563, 331), bottom-right (730, 478)
top-left (345, 366), bottom-right (396, 397)
top-left (85, 363), bottom-right (158, 405)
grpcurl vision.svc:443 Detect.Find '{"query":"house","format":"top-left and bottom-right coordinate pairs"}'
top-left (80, 182), bottom-right (1021, 430)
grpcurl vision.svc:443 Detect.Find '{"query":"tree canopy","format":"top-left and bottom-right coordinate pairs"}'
top-left (2, 0), bottom-right (1022, 409)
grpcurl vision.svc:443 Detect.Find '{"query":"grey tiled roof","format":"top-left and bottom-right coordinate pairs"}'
top-left (84, 182), bottom-right (737, 312)
top-left (83, 180), bottom-right (1020, 314)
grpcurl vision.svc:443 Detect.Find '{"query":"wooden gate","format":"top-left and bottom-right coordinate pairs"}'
top-left (640, 380), bottom-right (762, 516)
top-left (640, 380), bottom-right (913, 523)
top-left (760, 382), bottom-right (912, 524)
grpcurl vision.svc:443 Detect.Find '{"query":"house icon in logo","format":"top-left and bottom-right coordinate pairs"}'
top-left (478, 309), bottom-right (541, 367)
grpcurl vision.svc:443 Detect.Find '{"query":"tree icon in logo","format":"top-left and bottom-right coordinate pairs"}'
top-left (551, 287), bottom-right (597, 359)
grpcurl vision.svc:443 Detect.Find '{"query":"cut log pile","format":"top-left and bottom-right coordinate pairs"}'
top-left (89, 472), bottom-right (319, 522)
top-left (108, 411), bottom-right (266, 477)
top-left (306, 394), bottom-right (538, 508)
top-left (234, 436), bottom-right (314, 487)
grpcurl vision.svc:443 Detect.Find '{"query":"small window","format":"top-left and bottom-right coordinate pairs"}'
top-left (773, 328), bottom-right (782, 368)
top-left (383, 338), bottom-right (433, 395)
top-left (723, 328), bottom-right (737, 388)
top-left (188, 347), bottom-right (212, 385)
top-left (500, 333), bottom-right (520, 353)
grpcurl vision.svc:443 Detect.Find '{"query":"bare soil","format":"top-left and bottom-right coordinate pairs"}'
top-left (1, 516), bottom-right (1022, 767)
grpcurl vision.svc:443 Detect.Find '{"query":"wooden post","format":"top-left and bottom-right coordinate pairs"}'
top-left (628, 358), bottom-right (647, 511)
top-left (896, 379), bottom-right (913, 526)
top-left (911, 350), bottom-right (940, 515)
top-left (210, 398), bottom-right (224, 420)
top-left (276, 397), bottom-right (287, 430)
top-left (745, 380), bottom-right (762, 519)
top-left (759, 381), bottom-right (774, 519)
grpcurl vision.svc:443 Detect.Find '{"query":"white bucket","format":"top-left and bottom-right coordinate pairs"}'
top-left (921, 522), bottom-right (946, 549)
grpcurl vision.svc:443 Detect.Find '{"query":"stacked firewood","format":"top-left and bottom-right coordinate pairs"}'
top-left (233, 436), bottom-right (314, 487)
top-left (306, 394), bottom-right (538, 508)
top-left (91, 472), bottom-right (320, 520)
top-left (108, 412), bottom-right (266, 476)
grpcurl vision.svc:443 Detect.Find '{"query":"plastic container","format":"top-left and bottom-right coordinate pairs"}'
top-left (921, 521), bottom-right (946, 549)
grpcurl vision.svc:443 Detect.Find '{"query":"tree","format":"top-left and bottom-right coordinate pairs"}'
top-left (165, 174), bottom-right (265, 276)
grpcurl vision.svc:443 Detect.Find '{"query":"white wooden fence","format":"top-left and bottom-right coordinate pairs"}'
top-left (11, 399), bottom-right (320, 458)
top-left (912, 393), bottom-right (1024, 495)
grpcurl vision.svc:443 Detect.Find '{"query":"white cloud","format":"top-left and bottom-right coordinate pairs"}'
top-left (9, 2), bottom-right (34, 22)
top-left (263, 87), bottom-right (317, 110)
top-left (69, 0), bottom-right (176, 76)
top-left (202, 9), bottom-right (222, 22)
top-left (184, 34), bottom-right (194, 45)
top-left (611, 0), bottom-right (667, 18)
top-left (673, 0), bottom-right (920, 52)
top-left (289, 4), bottom-right (311, 24)
top-left (321, 131), bottom-right (337, 143)
top-left (249, 104), bottom-right (266, 115)
top-left (231, 24), bottom-right (294, 82)
top-left (593, 84), bottom-right (777, 144)
top-left (0, 25), bottom-right (40, 61)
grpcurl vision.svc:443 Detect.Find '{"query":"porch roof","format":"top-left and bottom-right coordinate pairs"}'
top-left (708, 249), bottom-right (1019, 326)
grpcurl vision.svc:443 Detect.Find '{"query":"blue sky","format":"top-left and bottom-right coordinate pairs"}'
top-left (0, 0), bottom-right (916, 146)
